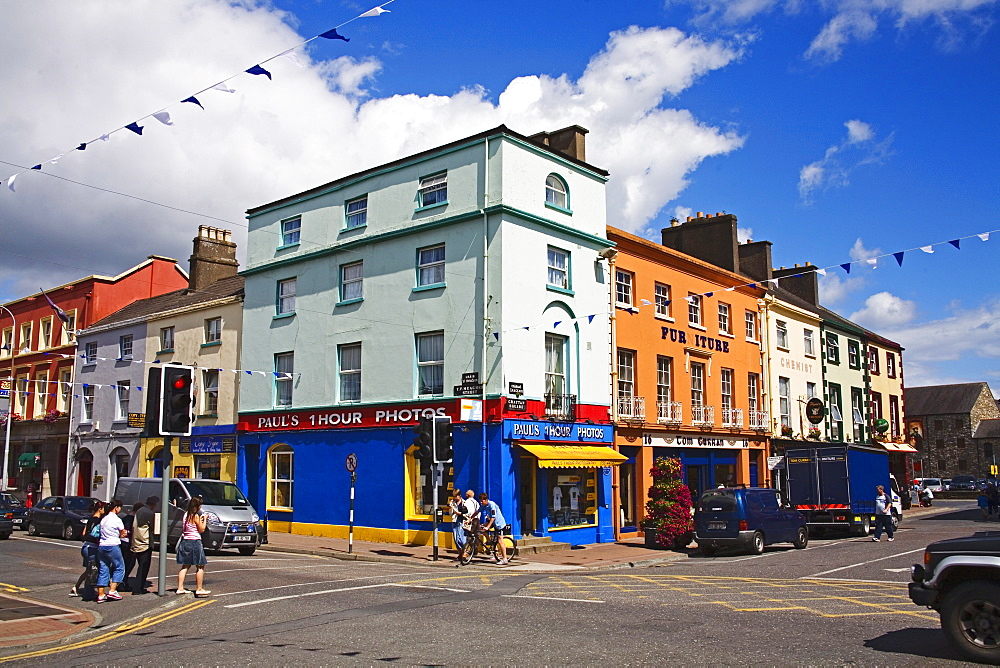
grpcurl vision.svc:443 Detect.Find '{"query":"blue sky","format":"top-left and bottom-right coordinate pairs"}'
top-left (0, 0), bottom-right (997, 390)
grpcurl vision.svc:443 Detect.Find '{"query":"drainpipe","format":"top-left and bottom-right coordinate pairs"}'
top-left (480, 137), bottom-right (490, 496)
top-left (759, 295), bottom-right (773, 487)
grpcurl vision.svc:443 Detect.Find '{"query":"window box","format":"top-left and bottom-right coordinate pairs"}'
top-left (336, 297), bottom-right (364, 307)
top-left (273, 312), bottom-right (296, 320)
top-left (200, 341), bottom-right (222, 348)
top-left (412, 283), bottom-right (446, 293)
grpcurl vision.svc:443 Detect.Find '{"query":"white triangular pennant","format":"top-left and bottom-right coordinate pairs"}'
top-left (360, 6), bottom-right (390, 17)
top-left (978, 233), bottom-right (990, 242)
top-left (212, 82), bottom-right (237, 93)
top-left (866, 258), bottom-right (877, 269)
top-left (920, 246), bottom-right (934, 254)
top-left (152, 111), bottom-right (173, 126)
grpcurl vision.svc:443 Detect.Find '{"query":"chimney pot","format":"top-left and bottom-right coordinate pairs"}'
top-left (715, 212), bottom-right (723, 217)
top-left (696, 212), bottom-right (704, 218)
top-left (686, 216), bottom-right (694, 222)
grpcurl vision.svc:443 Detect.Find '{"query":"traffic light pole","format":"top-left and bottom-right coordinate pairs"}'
top-left (431, 424), bottom-right (439, 561)
top-left (157, 436), bottom-right (171, 596)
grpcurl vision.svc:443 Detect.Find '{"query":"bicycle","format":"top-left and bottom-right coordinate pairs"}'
top-left (459, 522), bottom-right (518, 566)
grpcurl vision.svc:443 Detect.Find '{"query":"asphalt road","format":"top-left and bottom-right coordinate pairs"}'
top-left (0, 500), bottom-right (993, 666)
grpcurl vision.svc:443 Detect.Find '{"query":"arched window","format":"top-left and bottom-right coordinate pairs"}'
top-left (268, 444), bottom-right (294, 510)
top-left (545, 174), bottom-right (568, 210)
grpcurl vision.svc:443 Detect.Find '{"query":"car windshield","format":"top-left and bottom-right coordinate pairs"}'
top-left (65, 497), bottom-right (96, 512)
top-left (698, 489), bottom-right (737, 512)
top-left (182, 480), bottom-right (248, 506)
top-left (952, 476), bottom-right (975, 483)
top-left (0, 493), bottom-right (21, 506)
top-left (923, 479), bottom-right (941, 486)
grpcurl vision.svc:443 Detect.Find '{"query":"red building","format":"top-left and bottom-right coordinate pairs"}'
top-left (1, 255), bottom-right (188, 501)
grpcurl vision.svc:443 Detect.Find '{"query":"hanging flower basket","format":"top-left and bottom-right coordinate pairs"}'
top-left (0, 413), bottom-right (23, 427)
top-left (643, 456), bottom-right (694, 550)
top-left (43, 409), bottom-right (64, 423)
top-left (781, 425), bottom-right (794, 437)
top-left (808, 427), bottom-right (821, 439)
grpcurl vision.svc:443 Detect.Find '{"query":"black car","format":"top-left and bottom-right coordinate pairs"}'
top-left (909, 531), bottom-right (1000, 663)
top-left (950, 475), bottom-right (978, 491)
top-left (0, 501), bottom-right (14, 539)
top-left (0, 492), bottom-right (27, 530)
top-left (26, 496), bottom-right (101, 540)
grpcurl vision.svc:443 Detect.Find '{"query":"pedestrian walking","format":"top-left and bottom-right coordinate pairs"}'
top-left (978, 491), bottom-right (990, 519)
top-left (70, 500), bottom-right (104, 598)
top-left (176, 496), bottom-right (210, 597)
top-left (872, 485), bottom-right (894, 542)
top-left (131, 496), bottom-right (157, 594)
top-left (96, 500), bottom-right (127, 602)
top-left (118, 502), bottom-right (141, 592)
top-left (449, 489), bottom-right (467, 554)
top-left (988, 483), bottom-right (999, 517)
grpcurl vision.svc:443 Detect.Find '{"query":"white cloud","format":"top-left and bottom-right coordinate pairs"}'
top-left (0, 5), bottom-right (745, 298)
top-left (737, 227), bottom-right (754, 243)
top-left (798, 120), bottom-right (893, 203)
top-left (849, 238), bottom-right (883, 262)
top-left (818, 272), bottom-right (865, 305)
top-left (849, 291), bottom-right (918, 329)
top-left (676, 0), bottom-right (996, 61)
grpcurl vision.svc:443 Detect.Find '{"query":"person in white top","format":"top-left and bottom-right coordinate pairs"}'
top-left (96, 500), bottom-right (127, 603)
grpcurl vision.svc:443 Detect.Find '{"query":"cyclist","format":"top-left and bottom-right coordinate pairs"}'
top-left (478, 492), bottom-right (509, 565)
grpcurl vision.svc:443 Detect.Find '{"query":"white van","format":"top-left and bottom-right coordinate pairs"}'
top-left (114, 477), bottom-right (265, 555)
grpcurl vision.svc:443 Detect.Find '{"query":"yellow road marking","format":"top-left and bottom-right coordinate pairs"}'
top-left (0, 599), bottom-right (214, 663)
top-left (0, 582), bottom-right (28, 593)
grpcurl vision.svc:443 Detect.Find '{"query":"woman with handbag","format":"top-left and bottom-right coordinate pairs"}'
top-left (70, 500), bottom-right (104, 598)
top-left (175, 496), bottom-right (210, 597)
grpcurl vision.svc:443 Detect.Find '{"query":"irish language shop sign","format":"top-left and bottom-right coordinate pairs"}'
top-left (503, 419), bottom-right (613, 444)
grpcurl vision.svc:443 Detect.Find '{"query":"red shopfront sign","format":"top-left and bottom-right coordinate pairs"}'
top-left (239, 402), bottom-right (461, 432)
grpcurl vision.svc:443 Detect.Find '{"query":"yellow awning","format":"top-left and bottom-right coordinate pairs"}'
top-left (519, 443), bottom-right (627, 468)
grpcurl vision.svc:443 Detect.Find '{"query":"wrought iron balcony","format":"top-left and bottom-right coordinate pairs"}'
top-left (656, 400), bottom-right (683, 425)
top-left (748, 410), bottom-right (770, 431)
top-left (616, 395), bottom-right (645, 422)
top-left (544, 393), bottom-right (577, 420)
top-left (691, 404), bottom-right (715, 427)
top-left (721, 407), bottom-right (744, 429)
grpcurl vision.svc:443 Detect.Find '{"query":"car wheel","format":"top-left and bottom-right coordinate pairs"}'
top-left (0, 532), bottom-right (10, 540)
top-left (62, 522), bottom-right (77, 540)
top-left (750, 531), bottom-right (765, 555)
top-left (941, 581), bottom-right (1000, 663)
top-left (793, 526), bottom-right (809, 549)
top-left (26, 521), bottom-right (38, 536)
top-left (237, 546), bottom-right (257, 556)
top-left (891, 512), bottom-right (900, 531)
top-left (854, 516), bottom-right (871, 537)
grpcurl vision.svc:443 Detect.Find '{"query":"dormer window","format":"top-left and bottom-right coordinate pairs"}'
top-left (545, 174), bottom-right (568, 211)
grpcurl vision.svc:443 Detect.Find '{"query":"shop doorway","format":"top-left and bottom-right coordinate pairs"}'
top-left (686, 465), bottom-right (705, 500)
top-left (75, 449), bottom-right (93, 496)
top-left (519, 457), bottom-right (536, 536)
top-left (618, 462), bottom-right (636, 531)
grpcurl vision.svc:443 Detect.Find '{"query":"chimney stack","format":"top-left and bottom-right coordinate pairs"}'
top-left (772, 264), bottom-right (820, 305)
top-left (661, 211), bottom-right (741, 273)
top-left (189, 226), bottom-right (238, 291)
top-left (528, 125), bottom-right (589, 162)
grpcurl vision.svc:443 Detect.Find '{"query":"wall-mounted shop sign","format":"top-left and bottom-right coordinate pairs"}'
top-left (780, 358), bottom-right (815, 374)
top-left (661, 327), bottom-right (730, 353)
top-left (240, 401), bottom-right (459, 432)
top-left (504, 419), bottom-right (612, 444)
top-left (179, 436), bottom-right (236, 454)
top-left (642, 432), bottom-right (750, 448)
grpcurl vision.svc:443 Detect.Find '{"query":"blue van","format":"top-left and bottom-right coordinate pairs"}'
top-left (695, 487), bottom-right (808, 556)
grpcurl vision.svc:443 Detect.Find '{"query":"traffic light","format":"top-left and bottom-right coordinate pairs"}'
top-left (434, 417), bottom-right (454, 463)
top-left (159, 365), bottom-right (194, 436)
top-left (412, 417), bottom-right (433, 460)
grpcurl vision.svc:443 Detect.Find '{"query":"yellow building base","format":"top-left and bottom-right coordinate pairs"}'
top-left (268, 521), bottom-right (457, 549)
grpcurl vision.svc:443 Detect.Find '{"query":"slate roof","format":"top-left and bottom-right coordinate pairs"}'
top-left (904, 382), bottom-right (990, 417)
top-left (84, 275), bottom-right (244, 330)
top-left (974, 419), bottom-right (1000, 439)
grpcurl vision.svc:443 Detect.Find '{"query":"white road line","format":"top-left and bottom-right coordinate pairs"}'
top-left (208, 564), bottom-right (348, 575)
top-left (10, 536), bottom-right (77, 548)
top-left (884, 568), bottom-right (911, 573)
top-left (388, 583), bottom-right (470, 593)
top-left (803, 548), bottom-right (925, 578)
top-left (223, 582), bottom-right (392, 608)
top-left (215, 571), bottom-right (442, 597)
top-left (799, 576), bottom-right (908, 584)
top-left (502, 594), bottom-right (604, 604)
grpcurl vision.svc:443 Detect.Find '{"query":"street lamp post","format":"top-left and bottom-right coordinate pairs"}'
top-left (0, 305), bottom-right (15, 493)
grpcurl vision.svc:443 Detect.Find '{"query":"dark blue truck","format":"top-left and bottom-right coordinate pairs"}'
top-left (783, 444), bottom-right (902, 536)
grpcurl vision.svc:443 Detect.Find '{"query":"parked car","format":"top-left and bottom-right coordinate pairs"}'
top-left (26, 496), bottom-right (101, 540)
top-left (949, 475), bottom-right (978, 491)
top-left (920, 478), bottom-right (945, 492)
top-left (979, 479), bottom-right (1000, 490)
top-left (909, 531), bottom-right (1000, 663)
top-left (695, 487), bottom-right (808, 556)
top-left (0, 492), bottom-right (27, 530)
top-left (942, 478), bottom-right (952, 491)
top-left (0, 501), bottom-right (14, 539)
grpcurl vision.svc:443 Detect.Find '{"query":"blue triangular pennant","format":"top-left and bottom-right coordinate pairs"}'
top-left (77, 143), bottom-right (86, 151)
top-left (181, 96), bottom-right (204, 109)
top-left (587, 315), bottom-right (596, 324)
top-left (949, 239), bottom-right (961, 250)
top-left (704, 292), bottom-right (713, 298)
top-left (840, 263), bottom-right (852, 274)
top-left (553, 321), bottom-right (561, 328)
top-left (125, 122), bottom-right (143, 135)
top-left (893, 252), bottom-right (905, 267)
top-left (492, 333), bottom-right (499, 341)
top-left (246, 64), bottom-right (272, 80)
top-left (31, 164), bottom-right (41, 170)
top-left (319, 28), bottom-right (350, 41)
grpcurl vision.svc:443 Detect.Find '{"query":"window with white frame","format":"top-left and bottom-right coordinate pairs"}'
top-left (417, 245), bottom-right (445, 287)
top-left (654, 283), bottom-right (671, 318)
top-left (275, 352), bottom-right (294, 407)
top-left (346, 196), bottom-right (368, 228)
top-left (829, 383), bottom-right (843, 440)
top-left (657, 356), bottom-right (672, 402)
top-left (119, 335), bottom-right (133, 360)
top-left (886, 352), bottom-right (897, 378)
top-left (61, 312), bottom-right (76, 344)
top-left (40, 318), bottom-right (52, 349)
top-left (277, 278), bottom-right (296, 315)
top-left (418, 173), bottom-right (447, 207)
top-left (615, 270), bottom-right (634, 307)
top-left (34, 372), bottom-right (48, 418)
top-left (203, 370), bottom-right (219, 414)
top-left (15, 375), bottom-right (27, 415)
top-left (807, 381), bottom-right (818, 399)
top-left (341, 261), bottom-right (363, 302)
top-left (339, 343), bottom-right (361, 403)
top-left (688, 294), bottom-right (702, 326)
top-left (617, 349), bottom-right (635, 398)
top-left (82, 385), bottom-right (95, 422)
top-left (268, 444), bottom-right (293, 509)
top-left (116, 381), bottom-right (130, 421)
top-left (748, 372), bottom-right (759, 413)
top-left (721, 368), bottom-right (733, 410)
top-left (803, 329), bottom-right (815, 356)
top-left (160, 326), bottom-right (174, 351)
top-left (776, 320), bottom-right (789, 348)
top-left (889, 395), bottom-right (901, 437)
top-left (690, 362), bottom-right (705, 407)
top-left (58, 368), bottom-right (71, 412)
top-left (547, 247), bottom-right (569, 290)
top-left (204, 318), bottom-right (222, 344)
top-left (851, 387), bottom-right (865, 441)
top-left (545, 334), bottom-right (567, 398)
top-left (84, 342), bottom-right (97, 364)
top-left (545, 174), bottom-right (567, 209)
top-left (745, 311), bottom-right (757, 340)
top-left (779, 376), bottom-right (791, 427)
top-left (20, 323), bottom-right (31, 352)
top-left (416, 332), bottom-right (444, 396)
top-left (1, 328), bottom-right (11, 358)
top-left (868, 347), bottom-right (880, 374)
top-left (281, 216), bottom-right (301, 246)
top-left (827, 333), bottom-right (840, 364)
top-left (718, 303), bottom-right (731, 334)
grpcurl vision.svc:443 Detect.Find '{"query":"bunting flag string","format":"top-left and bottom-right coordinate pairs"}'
top-left (11, 350), bottom-right (302, 380)
top-left (1, 0), bottom-right (396, 191)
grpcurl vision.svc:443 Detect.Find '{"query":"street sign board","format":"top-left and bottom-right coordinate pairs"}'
top-left (508, 382), bottom-right (523, 396)
top-left (461, 372), bottom-right (480, 385)
top-left (454, 384), bottom-right (483, 397)
top-left (506, 398), bottom-right (526, 412)
top-left (127, 413), bottom-right (146, 428)
top-left (767, 456), bottom-right (785, 470)
top-left (0, 379), bottom-right (9, 398)
top-left (460, 399), bottom-right (483, 422)
top-left (805, 397), bottom-right (825, 424)
top-left (346, 453), bottom-right (358, 473)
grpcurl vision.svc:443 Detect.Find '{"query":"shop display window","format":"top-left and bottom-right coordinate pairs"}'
top-left (414, 455), bottom-right (453, 516)
top-left (547, 468), bottom-right (597, 528)
top-left (195, 455), bottom-right (221, 480)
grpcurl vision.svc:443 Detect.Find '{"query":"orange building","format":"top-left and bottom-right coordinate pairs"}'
top-left (607, 220), bottom-right (769, 538)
